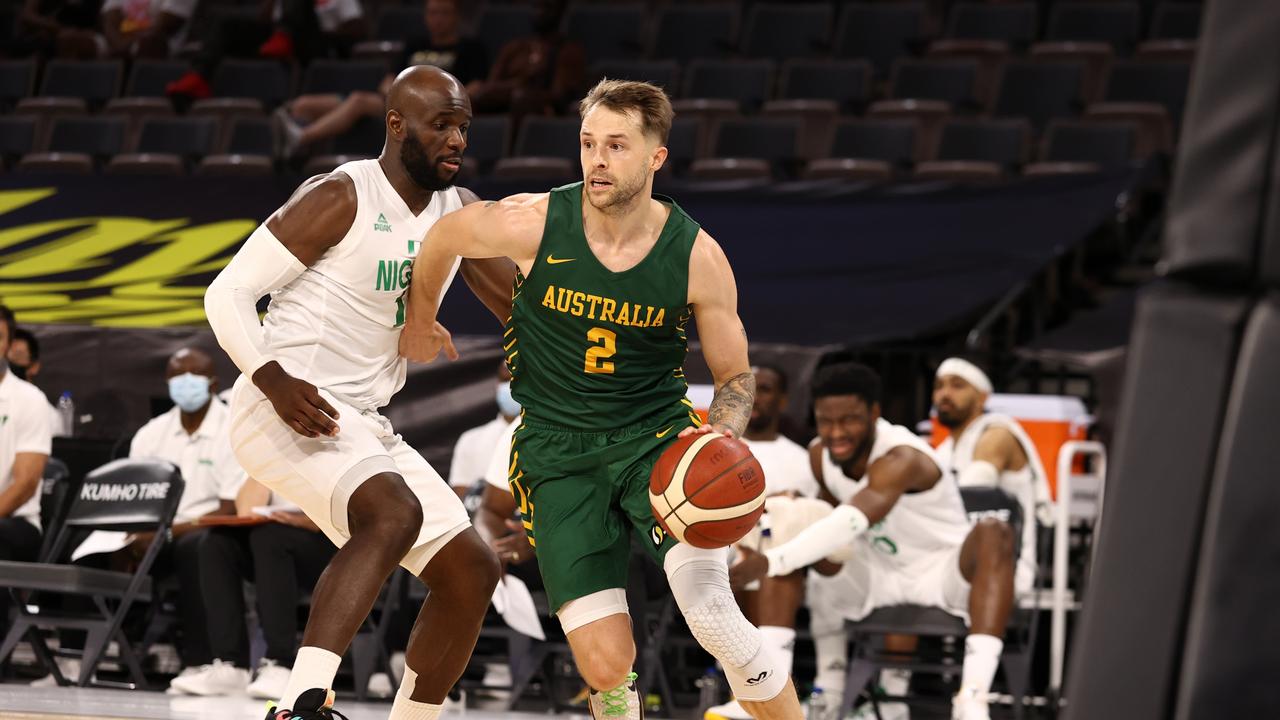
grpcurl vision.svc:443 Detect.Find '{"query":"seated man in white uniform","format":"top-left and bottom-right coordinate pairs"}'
top-left (448, 361), bottom-right (521, 501)
top-left (730, 362), bottom-right (1018, 720)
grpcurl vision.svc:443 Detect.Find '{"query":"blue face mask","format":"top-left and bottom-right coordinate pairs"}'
top-left (169, 373), bottom-right (211, 413)
top-left (496, 381), bottom-right (520, 418)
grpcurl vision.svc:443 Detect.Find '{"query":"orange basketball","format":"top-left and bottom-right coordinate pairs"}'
top-left (649, 433), bottom-right (766, 549)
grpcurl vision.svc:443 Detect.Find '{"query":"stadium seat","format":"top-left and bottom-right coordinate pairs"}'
top-left (1038, 119), bottom-right (1138, 169)
top-left (992, 60), bottom-right (1086, 132)
top-left (1023, 162), bottom-right (1103, 177)
top-left (131, 117), bottom-right (219, 162)
top-left (866, 100), bottom-right (951, 162)
top-left (836, 3), bottom-right (927, 78)
top-left (648, 4), bottom-right (738, 63)
top-left (223, 117), bottom-right (275, 156)
top-left (490, 157), bottom-right (575, 183)
top-left (803, 158), bottom-right (894, 182)
top-left (926, 40), bottom-right (1009, 109)
top-left (374, 6), bottom-right (423, 43)
top-left (1085, 103), bottom-right (1172, 157)
top-left (304, 154), bottom-right (370, 176)
top-left (711, 117), bottom-right (802, 173)
top-left (0, 116), bottom-right (38, 167)
top-left (590, 60), bottom-right (679, 94)
top-left (890, 59), bottom-right (982, 111)
top-left (946, 2), bottom-right (1038, 48)
top-left (465, 115), bottom-right (511, 175)
top-left (682, 59), bottom-right (774, 112)
top-left (301, 60), bottom-right (388, 96)
top-left (329, 115), bottom-right (383, 157)
top-left (125, 59), bottom-right (188, 97)
top-left (669, 99), bottom-right (738, 161)
top-left (687, 158), bottom-right (772, 183)
top-left (664, 116), bottom-right (702, 174)
top-left (475, 5), bottom-right (536, 62)
top-left (934, 118), bottom-right (1031, 171)
top-left (1029, 42), bottom-right (1114, 104)
top-left (0, 59), bottom-right (35, 111)
top-left (102, 98), bottom-right (174, 140)
top-left (1100, 60), bottom-right (1193, 132)
top-left (351, 40), bottom-right (405, 67)
top-left (196, 154), bottom-right (273, 177)
top-left (105, 154), bottom-right (185, 176)
top-left (15, 153), bottom-right (93, 175)
top-left (565, 3), bottom-right (646, 61)
top-left (1046, 2), bottom-right (1141, 54)
top-left (1135, 39), bottom-right (1196, 63)
top-left (1150, 2), bottom-right (1203, 40)
top-left (213, 60), bottom-right (293, 109)
top-left (829, 119), bottom-right (918, 170)
top-left (741, 3), bottom-right (833, 62)
top-left (762, 100), bottom-right (839, 161)
top-left (513, 116), bottom-right (580, 162)
top-left (38, 60), bottom-right (123, 109)
top-left (778, 59), bottom-right (872, 114)
top-left (46, 116), bottom-right (128, 162)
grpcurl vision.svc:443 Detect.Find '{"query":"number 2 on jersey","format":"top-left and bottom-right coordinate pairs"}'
top-left (584, 327), bottom-right (616, 374)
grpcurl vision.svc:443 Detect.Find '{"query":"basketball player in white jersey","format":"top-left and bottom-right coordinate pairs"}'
top-left (204, 66), bottom-right (513, 720)
top-left (730, 363), bottom-right (1017, 720)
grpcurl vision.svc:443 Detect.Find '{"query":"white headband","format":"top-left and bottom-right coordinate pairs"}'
top-left (936, 358), bottom-right (993, 394)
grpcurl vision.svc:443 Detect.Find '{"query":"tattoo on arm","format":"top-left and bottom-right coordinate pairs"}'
top-left (708, 371), bottom-right (756, 438)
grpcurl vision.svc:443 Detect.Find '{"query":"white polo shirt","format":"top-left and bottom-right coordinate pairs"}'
top-left (129, 398), bottom-right (245, 523)
top-left (484, 418), bottom-right (521, 492)
top-left (450, 415), bottom-right (514, 490)
top-left (744, 434), bottom-right (818, 497)
top-left (0, 371), bottom-right (53, 525)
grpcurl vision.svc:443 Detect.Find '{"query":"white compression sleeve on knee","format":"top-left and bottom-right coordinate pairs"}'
top-left (556, 587), bottom-right (629, 634)
top-left (664, 544), bottom-right (788, 702)
top-left (764, 504), bottom-right (869, 577)
top-left (204, 223), bottom-right (307, 377)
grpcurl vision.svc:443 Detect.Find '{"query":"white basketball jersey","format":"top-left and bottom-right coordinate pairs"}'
top-left (262, 159), bottom-right (463, 410)
top-left (820, 418), bottom-right (970, 569)
top-left (744, 435), bottom-right (819, 497)
top-left (937, 413), bottom-right (1046, 589)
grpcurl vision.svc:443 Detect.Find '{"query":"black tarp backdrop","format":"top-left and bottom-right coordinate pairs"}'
top-left (0, 172), bottom-right (1133, 470)
top-left (1065, 0), bottom-right (1280, 718)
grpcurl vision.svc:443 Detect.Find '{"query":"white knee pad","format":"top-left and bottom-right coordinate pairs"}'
top-left (664, 544), bottom-right (789, 702)
top-left (557, 587), bottom-right (629, 634)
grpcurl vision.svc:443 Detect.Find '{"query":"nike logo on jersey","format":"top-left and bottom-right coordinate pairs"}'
top-left (546, 255), bottom-right (575, 264)
top-left (655, 425), bottom-right (674, 438)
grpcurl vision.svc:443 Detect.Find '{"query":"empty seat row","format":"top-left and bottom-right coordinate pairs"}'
top-left (369, 2), bottom-right (1203, 65)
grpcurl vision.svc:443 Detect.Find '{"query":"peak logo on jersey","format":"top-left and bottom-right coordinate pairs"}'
top-left (541, 284), bottom-right (666, 328)
top-left (649, 523), bottom-right (666, 547)
top-left (374, 213), bottom-right (392, 232)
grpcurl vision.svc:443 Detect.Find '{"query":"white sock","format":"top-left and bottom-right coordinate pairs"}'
top-left (960, 634), bottom-right (1003, 700)
top-left (278, 646), bottom-right (341, 710)
top-left (812, 629), bottom-right (848, 694)
top-left (389, 694), bottom-right (443, 720)
top-left (880, 668), bottom-right (911, 703)
top-left (759, 626), bottom-right (796, 678)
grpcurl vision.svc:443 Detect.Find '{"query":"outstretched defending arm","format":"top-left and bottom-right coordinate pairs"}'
top-left (400, 194), bottom-right (545, 362)
top-left (455, 187), bottom-right (518, 324)
top-left (204, 174), bottom-right (353, 438)
top-left (682, 230), bottom-right (755, 439)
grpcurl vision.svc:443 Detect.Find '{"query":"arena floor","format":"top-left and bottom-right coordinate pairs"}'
top-left (0, 686), bottom-right (561, 720)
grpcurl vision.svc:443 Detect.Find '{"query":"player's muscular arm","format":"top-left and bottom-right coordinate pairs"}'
top-left (206, 174), bottom-right (355, 439)
top-left (401, 194), bottom-right (545, 363)
top-left (455, 187), bottom-right (518, 324)
top-left (684, 231), bottom-right (754, 438)
top-left (849, 446), bottom-right (942, 526)
top-left (972, 426), bottom-right (1028, 474)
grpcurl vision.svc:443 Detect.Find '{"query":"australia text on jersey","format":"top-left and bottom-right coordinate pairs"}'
top-left (541, 283), bottom-right (669, 328)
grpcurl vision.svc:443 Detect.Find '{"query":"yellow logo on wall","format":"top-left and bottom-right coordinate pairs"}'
top-left (0, 188), bottom-right (257, 327)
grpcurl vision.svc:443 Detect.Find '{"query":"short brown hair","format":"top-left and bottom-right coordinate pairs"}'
top-left (579, 78), bottom-right (674, 144)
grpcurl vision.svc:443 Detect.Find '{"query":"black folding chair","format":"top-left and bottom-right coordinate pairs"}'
top-left (838, 486), bottom-right (1039, 720)
top-left (37, 457), bottom-right (73, 562)
top-left (0, 458), bottom-right (183, 688)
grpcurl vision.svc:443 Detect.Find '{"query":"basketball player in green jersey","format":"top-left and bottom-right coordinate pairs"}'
top-left (400, 79), bottom-right (802, 720)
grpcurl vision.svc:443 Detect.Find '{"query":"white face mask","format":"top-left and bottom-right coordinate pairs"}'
top-left (496, 381), bottom-right (520, 417)
top-left (168, 372), bottom-right (211, 413)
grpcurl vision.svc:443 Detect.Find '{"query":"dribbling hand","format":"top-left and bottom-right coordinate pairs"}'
top-left (399, 320), bottom-right (459, 364)
top-left (677, 423), bottom-right (735, 439)
top-left (252, 362), bottom-right (340, 438)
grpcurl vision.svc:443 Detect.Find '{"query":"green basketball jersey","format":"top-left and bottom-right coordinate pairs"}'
top-left (505, 182), bottom-right (700, 430)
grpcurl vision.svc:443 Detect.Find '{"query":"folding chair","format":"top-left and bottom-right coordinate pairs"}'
top-left (0, 458), bottom-right (183, 688)
top-left (37, 457), bottom-right (73, 562)
top-left (837, 486), bottom-right (1039, 720)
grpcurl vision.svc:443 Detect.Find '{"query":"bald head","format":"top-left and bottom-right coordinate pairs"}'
top-left (385, 65), bottom-right (471, 192)
top-left (166, 347), bottom-right (215, 381)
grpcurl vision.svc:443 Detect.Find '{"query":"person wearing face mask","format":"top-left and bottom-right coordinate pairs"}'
top-left (0, 306), bottom-right (53, 631)
top-left (45, 347), bottom-right (244, 688)
top-left (447, 361), bottom-right (521, 501)
top-left (5, 327), bottom-right (66, 438)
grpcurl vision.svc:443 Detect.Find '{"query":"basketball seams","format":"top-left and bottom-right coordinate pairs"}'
top-left (668, 452), bottom-right (759, 517)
